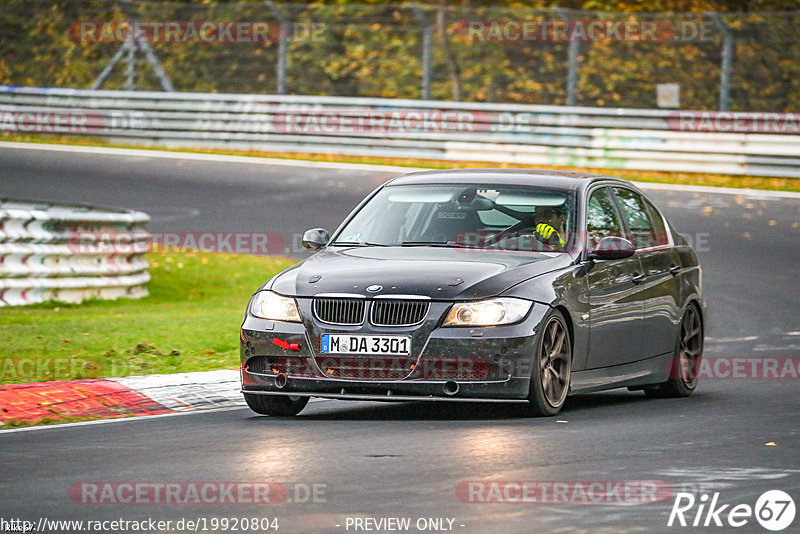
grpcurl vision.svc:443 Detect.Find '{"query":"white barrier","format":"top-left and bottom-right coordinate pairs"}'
top-left (1, 85), bottom-right (799, 177)
top-left (0, 199), bottom-right (150, 306)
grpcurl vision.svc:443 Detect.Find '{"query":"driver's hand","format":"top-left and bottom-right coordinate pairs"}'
top-left (535, 223), bottom-right (565, 247)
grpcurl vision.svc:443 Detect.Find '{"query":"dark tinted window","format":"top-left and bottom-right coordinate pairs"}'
top-left (586, 187), bottom-right (623, 250)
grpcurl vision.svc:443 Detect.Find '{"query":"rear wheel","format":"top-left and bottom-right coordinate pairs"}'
top-left (644, 304), bottom-right (703, 398)
top-left (244, 393), bottom-right (309, 416)
top-left (525, 309), bottom-right (572, 416)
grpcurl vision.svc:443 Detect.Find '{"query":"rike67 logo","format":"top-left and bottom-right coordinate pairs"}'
top-left (668, 490), bottom-right (796, 531)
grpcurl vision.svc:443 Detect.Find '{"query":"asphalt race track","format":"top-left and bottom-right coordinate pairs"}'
top-left (1, 145), bottom-right (799, 533)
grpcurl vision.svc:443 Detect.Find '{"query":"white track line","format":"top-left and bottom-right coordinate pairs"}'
top-left (3, 141), bottom-right (800, 199)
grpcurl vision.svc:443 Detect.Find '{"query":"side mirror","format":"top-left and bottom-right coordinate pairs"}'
top-left (588, 236), bottom-right (635, 261)
top-left (302, 228), bottom-right (329, 251)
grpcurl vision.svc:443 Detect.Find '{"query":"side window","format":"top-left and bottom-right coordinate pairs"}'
top-left (644, 198), bottom-right (669, 246)
top-left (586, 187), bottom-right (623, 250)
top-left (612, 187), bottom-right (658, 250)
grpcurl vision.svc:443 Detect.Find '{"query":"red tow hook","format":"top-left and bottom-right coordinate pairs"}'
top-left (272, 337), bottom-right (301, 351)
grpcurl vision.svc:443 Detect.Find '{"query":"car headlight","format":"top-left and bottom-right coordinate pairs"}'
top-left (250, 291), bottom-right (301, 322)
top-left (443, 297), bottom-right (532, 327)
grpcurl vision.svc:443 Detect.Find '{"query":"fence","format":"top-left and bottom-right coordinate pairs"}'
top-left (2, 85), bottom-right (799, 177)
top-left (0, 1), bottom-right (798, 112)
top-left (0, 198), bottom-right (150, 306)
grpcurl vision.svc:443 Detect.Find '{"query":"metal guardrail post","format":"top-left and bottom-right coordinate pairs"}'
top-left (565, 40), bottom-right (580, 107)
top-left (411, 5), bottom-right (433, 100)
top-left (136, 33), bottom-right (176, 92)
top-left (91, 1), bottom-right (174, 92)
top-left (265, 1), bottom-right (289, 95)
top-left (91, 43), bottom-right (131, 91)
top-left (125, 39), bottom-right (138, 91)
top-left (556, 8), bottom-right (580, 107)
top-left (121, 0), bottom-right (174, 92)
top-left (708, 12), bottom-right (734, 111)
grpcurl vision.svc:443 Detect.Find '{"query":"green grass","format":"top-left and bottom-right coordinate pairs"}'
top-left (3, 133), bottom-right (800, 193)
top-left (0, 251), bottom-right (296, 385)
top-left (0, 415), bottom-right (116, 429)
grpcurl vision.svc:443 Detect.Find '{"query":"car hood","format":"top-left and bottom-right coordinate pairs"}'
top-left (269, 246), bottom-right (574, 300)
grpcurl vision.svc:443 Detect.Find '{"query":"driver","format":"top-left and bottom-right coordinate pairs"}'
top-left (534, 204), bottom-right (566, 249)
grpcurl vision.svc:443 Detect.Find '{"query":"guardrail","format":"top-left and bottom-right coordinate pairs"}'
top-left (0, 199), bottom-right (150, 306)
top-left (1, 85), bottom-right (799, 177)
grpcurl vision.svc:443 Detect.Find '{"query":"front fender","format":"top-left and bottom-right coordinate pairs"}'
top-left (501, 263), bottom-right (591, 371)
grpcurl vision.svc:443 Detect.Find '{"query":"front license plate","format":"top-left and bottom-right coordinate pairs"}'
top-left (321, 334), bottom-right (411, 356)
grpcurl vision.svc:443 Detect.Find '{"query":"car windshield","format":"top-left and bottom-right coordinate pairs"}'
top-left (332, 184), bottom-right (574, 252)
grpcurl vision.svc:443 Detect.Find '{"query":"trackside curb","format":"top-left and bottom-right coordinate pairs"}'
top-left (0, 369), bottom-right (244, 427)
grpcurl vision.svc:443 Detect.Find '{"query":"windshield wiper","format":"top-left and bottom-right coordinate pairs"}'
top-left (400, 241), bottom-right (470, 248)
top-left (330, 241), bottom-right (388, 247)
top-left (333, 240), bottom-right (472, 248)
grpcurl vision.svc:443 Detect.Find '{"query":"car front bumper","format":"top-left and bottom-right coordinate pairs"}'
top-left (240, 301), bottom-right (549, 402)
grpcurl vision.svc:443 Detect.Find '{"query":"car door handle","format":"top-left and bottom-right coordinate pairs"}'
top-left (669, 263), bottom-right (681, 275)
top-left (632, 272), bottom-right (646, 283)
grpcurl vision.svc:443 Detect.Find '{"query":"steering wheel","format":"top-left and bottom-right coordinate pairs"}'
top-left (483, 220), bottom-right (533, 248)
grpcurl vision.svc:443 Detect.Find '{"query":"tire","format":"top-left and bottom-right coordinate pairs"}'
top-left (644, 304), bottom-right (703, 399)
top-left (524, 309), bottom-right (572, 416)
top-left (244, 393), bottom-right (309, 416)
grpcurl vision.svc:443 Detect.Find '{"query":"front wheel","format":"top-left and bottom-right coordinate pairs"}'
top-left (524, 309), bottom-right (572, 416)
top-left (644, 304), bottom-right (703, 398)
top-left (244, 393), bottom-right (309, 416)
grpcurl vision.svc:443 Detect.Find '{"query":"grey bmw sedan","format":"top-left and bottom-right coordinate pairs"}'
top-left (240, 169), bottom-right (705, 416)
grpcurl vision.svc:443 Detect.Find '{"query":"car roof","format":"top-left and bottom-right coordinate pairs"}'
top-left (385, 168), bottom-right (631, 192)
